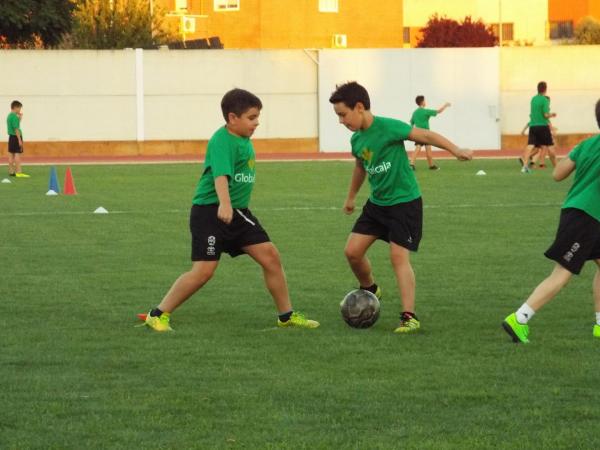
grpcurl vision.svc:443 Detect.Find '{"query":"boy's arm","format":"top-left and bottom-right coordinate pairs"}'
top-left (15, 128), bottom-right (23, 146)
top-left (521, 123), bottom-right (529, 135)
top-left (437, 102), bottom-right (451, 114)
top-left (215, 176), bottom-right (233, 224)
top-left (343, 159), bottom-right (366, 215)
top-left (408, 128), bottom-right (472, 160)
top-left (552, 156), bottom-right (575, 181)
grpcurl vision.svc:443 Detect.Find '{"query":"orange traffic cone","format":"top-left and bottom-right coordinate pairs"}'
top-left (64, 167), bottom-right (77, 195)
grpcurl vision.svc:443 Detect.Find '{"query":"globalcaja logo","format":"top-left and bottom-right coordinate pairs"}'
top-left (234, 172), bottom-right (256, 183)
top-left (366, 161), bottom-right (392, 175)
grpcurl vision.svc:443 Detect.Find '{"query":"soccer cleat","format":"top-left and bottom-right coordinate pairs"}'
top-left (429, 165), bottom-right (440, 171)
top-left (520, 166), bottom-right (531, 174)
top-left (393, 313), bottom-right (420, 334)
top-left (409, 164), bottom-right (416, 171)
top-left (9, 173), bottom-right (16, 177)
top-left (144, 310), bottom-right (173, 332)
top-left (374, 286), bottom-right (383, 301)
top-left (137, 313), bottom-right (147, 321)
top-left (15, 172), bottom-right (30, 178)
top-left (277, 311), bottom-right (319, 329)
top-left (593, 324), bottom-right (600, 339)
top-left (502, 313), bottom-right (529, 343)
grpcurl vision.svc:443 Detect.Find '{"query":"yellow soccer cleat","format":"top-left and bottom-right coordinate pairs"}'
top-left (394, 312), bottom-right (420, 334)
top-left (594, 324), bottom-right (600, 339)
top-left (144, 311), bottom-right (173, 332)
top-left (277, 311), bottom-right (319, 329)
top-left (15, 172), bottom-right (30, 178)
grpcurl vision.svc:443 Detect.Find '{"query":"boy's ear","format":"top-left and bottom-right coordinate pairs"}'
top-left (354, 102), bottom-right (365, 113)
top-left (227, 112), bottom-right (238, 123)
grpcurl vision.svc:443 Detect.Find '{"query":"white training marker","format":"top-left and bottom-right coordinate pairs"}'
top-left (1, 178), bottom-right (11, 184)
top-left (46, 189), bottom-right (58, 195)
top-left (94, 207), bottom-right (109, 214)
top-left (476, 170), bottom-right (487, 176)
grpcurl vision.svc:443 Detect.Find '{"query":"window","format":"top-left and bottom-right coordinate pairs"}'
top-left (550, 21), bottom-right (574, 39)
top-left (214, 0), bottom-right (240, 11)
top-left (490, 23), bottom-right (514, 41)
top-left (403, 27), bottom-right (410, 44)
top-left (175, 0), bottom-right (188, 11)
top-left (319, 0), bottom-right (339, 13)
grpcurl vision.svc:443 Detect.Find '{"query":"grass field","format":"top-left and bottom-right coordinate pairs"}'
top-left (2, 159), bottom-right (599, 449)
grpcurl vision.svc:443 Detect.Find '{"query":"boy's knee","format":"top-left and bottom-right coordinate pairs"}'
top-left (344, 246), bottom-right (362, 263)
top-left (189, 264), bottom-right (216, 286)
top-left (260, 245), bottom-right (282, 271)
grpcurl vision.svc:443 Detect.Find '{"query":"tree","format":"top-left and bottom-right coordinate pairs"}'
top-left (71, 0), bottom-right (176, 49)
top-left (0, 0), bottom-right (74, 48)
top-left (574, 16), bottom-right (600, 45)
top-left (417, 15), bottom-right (497, 48)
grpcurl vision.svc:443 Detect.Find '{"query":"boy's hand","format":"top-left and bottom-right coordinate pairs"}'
top-left (445, 102), bottom-right (451, 107)
top-left (217, 203), bottom-right (233, 224)
top-left (343, 198), bottom-right (355, 215)
top-left (455, 148), bottom-right (473, 161)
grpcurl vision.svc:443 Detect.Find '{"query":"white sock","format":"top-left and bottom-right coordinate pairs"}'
top-left (516, 303), bottom-right (535, 324)
top-left (595, 312), bottom-right (600, 326)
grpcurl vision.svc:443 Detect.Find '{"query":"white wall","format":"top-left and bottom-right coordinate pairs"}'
top-left (318, 48), bottom-right (501, 152)
top-left (500, 46), bottom-right (600, 134)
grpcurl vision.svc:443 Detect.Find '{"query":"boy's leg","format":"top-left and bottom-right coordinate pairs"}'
top-left (14, 153), bottom-right (21, 173)
top-left (594, 260), bottom-right (600, 337)
top-left (344, 233), bottom-right (378, 288)
top-left (157, 260), bottom-right (219, 313)
top-left (410, 145), bottom-right (421, 166)
top-left (521, 145), bottom-right (534, 172)
top-left (547, 146), bottom-right (557, 167)
top-left (389, 242), bottom-right (415, 313)
top-left (8, 153), bottom-right (15, 175)
top-left (424, 145), bottom-right (436, 168)
top-left (242, 242), bottom-right (291, 313)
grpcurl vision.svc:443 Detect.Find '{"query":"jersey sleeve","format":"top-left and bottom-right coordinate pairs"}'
top-left (390, 119), bottom-right (413, 140)
top-left (9, 114), bottom-right (20, 132)
top-left (207, 133), bottom-right (235, 179)
top-left (568, 143), bottom-right (582, 162)
top-left (542, 97), bottom-right (550, 115)
top-left (426, 109), bottom-right (438, 118)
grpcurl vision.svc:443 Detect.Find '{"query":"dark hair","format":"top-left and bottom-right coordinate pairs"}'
top-left (415, 95), bottom-right (425, 106)
top-left (596, 99), bottom-right (600, 128)
top-left (328, 82), bottom-right (370, 110)
top-left (537, 81), bottom-right (547, 94)
top-left (221, 89), bottom-right (262, 122)
top-left (11, 100), bottom-right (22, 109)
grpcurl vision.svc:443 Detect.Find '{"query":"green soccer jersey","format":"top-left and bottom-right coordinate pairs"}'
top-left (351, 116), bottom-right (421, 206)
top-left (529, 94), bottom-right (550, 126)
top-left (193, 126), bottom-right (256, 209)
top-left (410, 107), bottom-right (437, 130)
top-left (7, 112), bottom-right (21, 136)
top-left (562, 134), bottom-right (600, 222)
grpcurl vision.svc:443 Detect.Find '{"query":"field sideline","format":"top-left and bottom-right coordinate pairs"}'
top-left (1, 160), bottom-right (599, 449)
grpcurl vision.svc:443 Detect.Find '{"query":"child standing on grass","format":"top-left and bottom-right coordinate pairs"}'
top-left (409, 95), bottom-right (451, 171)
top-left (329, 82), bottom-right (472, 333)
top-left (6, 100), bottom-right (30, 178)
top-left (503, 100), bottom-right (600, 344)
top-left (141, 88), bottom-right (319, 332)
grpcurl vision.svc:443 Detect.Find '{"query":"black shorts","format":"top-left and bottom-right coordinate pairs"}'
top-left (8, 135), bottom-right (23, 153)
top-left (544, 208), bottom-right (600, 275)
top-left (528, 125), bottom-right (553, 147)
top-left (190, 204), bottom-right (271, 261)
top-left (352, 197), bottom-right (423, 251)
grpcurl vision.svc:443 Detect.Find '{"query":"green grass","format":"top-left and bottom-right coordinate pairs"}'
top-left (1, 160), bottom-right (599, 449)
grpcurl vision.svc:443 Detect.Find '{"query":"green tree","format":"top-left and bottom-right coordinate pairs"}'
top-left (71, 0), bottom-right (176, 49)
top-left (574, 16), bottom-right (600, 45)
top-left (0, 0), bottom-right (74, 47)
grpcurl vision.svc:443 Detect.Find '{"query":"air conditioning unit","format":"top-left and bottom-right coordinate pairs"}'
top-left (182, 16), bottom-right (196, 33)
top-left (332, 34), bottom-right (347, 48)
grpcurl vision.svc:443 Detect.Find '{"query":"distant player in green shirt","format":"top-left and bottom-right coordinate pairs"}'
top-left (409, 95), bottom-right (451, 171)
top-left (329, 82), bottom-right (472, 333)
top-left (503, 99), bottom-right (600, 344)
top-left (6, 100), bottom-right (30, 178)
top-left (141, 89), bottom-right (319, 332)
top-left (520, 81), bottom-right (557, 173)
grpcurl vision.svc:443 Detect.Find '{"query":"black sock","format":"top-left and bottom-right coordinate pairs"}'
top-left (360, 283), bottom-right (378, 295)
top-left (150, 308), bottom-right (163, 317)
top-left (278, 310), bottom-right (293, 322)
top-left (401, 311), bottom-right (417, 320)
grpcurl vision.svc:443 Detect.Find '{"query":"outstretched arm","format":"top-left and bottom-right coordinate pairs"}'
top-left (343, 159), bottom-right (367, 215)
top-left (437, 102), bottom-right (451, 114)
top-left (521, 123), bottom-right (529, 135)
top-left (408, 128), bottom-right (472, 160)
top-left (552, 157), bottom-right (575, 181)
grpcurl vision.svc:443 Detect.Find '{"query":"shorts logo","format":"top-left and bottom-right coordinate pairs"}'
top-left (208, 236), bottom-right (216, 246)
top-left (563, 242), bottom-right (580, 262)
top-left (207, 235), bottom-right (216, 256)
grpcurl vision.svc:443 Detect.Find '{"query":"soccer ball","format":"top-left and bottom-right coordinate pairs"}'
top-left (340, 289), bottom-right (380, 328)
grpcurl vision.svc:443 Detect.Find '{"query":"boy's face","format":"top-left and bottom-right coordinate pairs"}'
top-left (12, 106), bottom-right (22, 114)
top-left (333, 102), bottom-right (366, 132)
top-left (227, 107), bottom-right (260, 137)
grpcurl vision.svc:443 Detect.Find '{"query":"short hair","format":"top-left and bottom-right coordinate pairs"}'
top-left (328, 82), bottom-right (370, 110)
top-left (220, 89), bottom-right (262, 122)
top-left (595, 99), bottom-right (600, 128)
top-left (11, 100), bottom-right (22, 109)
top-left (537, 81), bottom-right (547, 94)
top-left (415, 95), bottom-right (425, 106)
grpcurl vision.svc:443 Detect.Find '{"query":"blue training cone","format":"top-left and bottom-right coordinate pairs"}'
top-left (48, 166), bottom-right (60, 194)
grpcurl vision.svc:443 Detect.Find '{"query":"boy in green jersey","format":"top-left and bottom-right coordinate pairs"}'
top-left (503, 100), bottom-right (600, 343)
top-left (141, 89), bottom-right (319, 332)
top-left (521, 81), bottom-right (557, 173)
top-left (409, 95), bottom-right (451, 171)
top-left (329, 82), bottom-right (472, 333)
top-left (6, 100), bottom-right (30, 178)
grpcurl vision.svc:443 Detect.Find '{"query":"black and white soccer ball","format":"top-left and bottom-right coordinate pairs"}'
top-left (340, 289), bottom-right (380, 329)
